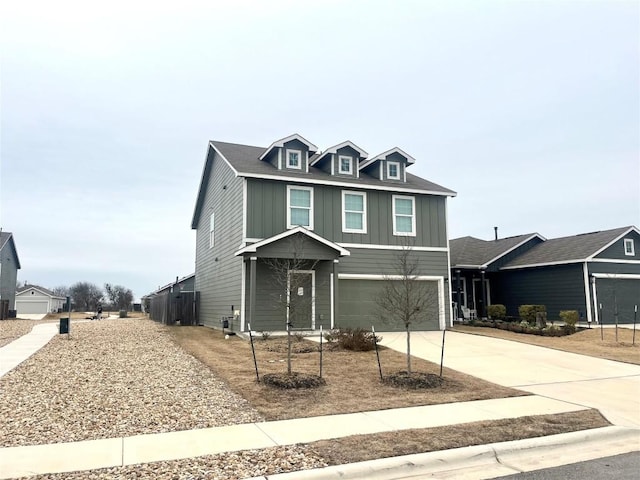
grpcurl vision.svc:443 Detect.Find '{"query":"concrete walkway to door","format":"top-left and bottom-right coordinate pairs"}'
top-left (379, 331), bottom-right (640, 428)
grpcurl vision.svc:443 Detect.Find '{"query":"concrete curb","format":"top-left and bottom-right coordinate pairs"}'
top-left (243, 426), bottom-right (640, 480)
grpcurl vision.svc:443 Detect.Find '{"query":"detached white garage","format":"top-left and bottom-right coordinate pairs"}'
top-left (15, 285), bottom-right (65, 316)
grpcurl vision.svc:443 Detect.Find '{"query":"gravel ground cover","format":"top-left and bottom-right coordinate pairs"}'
top-left (0, 319), bottom-right (264, 447)
top-left (17, 445), bottom-right (327, 480)
top-left (0, 320), bottom-right (48, 347)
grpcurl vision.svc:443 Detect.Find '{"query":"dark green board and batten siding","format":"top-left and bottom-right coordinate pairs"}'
top-left (246, 178), bottom-right (447, 248)
top-left (194, 147), bottom-right (245, 330)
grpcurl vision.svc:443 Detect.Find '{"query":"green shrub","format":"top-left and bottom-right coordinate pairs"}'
top-left (518, 305), bottom-right (546, 324)
top-left (119, 310), bottom-right (127, 318)
top-left (559, 310), bottom-right (578, 334)
top-left (261, 331), bottom-right (271, 341)
top-left (487, 304), bottom-right (506, 320)
top-left (333, 328), bottom-right (381, 351)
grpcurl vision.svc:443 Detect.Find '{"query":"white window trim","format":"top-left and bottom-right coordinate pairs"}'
top-left (392, 195), bottom-right (416, 236)
top-left (338, 155), bottom-right (353, 175)
top-left (387, 161), bottom-right (401, 180)
top-left (341, 190), bottom-right (367, 234)
top-left (209, 213), bottom-right (215, 248)
top-left (624, 238), bottom-right (635, 256)
top-left (286, 149), bottom-right (302, 169)
top-left (286, 185), bottom-right (314, 230)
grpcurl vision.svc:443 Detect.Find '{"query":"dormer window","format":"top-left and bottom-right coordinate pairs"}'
top-left (624, 238), bottom-right (635, 256)
top-left (339, 155), bottom-right (353, 175)
top-left (387, 161), bottom-right (400, 180)
top-left (287, 149), bottom-right (302, 169)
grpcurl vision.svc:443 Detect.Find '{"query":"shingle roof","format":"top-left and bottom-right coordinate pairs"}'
top-left (210, 141), bottom-right (456, 195)
top-left (16, 284), bottom-right (56, 296)
top-left (502, 226), bottom-right (636, 268)
top-left (450, 234), bottom-right (541, 268)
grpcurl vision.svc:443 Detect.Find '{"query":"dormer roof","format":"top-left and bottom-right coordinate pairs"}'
top-left (310, 141), bottom-right (368, 166)
top-left (359, 147), bottom-right (416, 170)
top-left (259, 134), bottom-right (318, 161)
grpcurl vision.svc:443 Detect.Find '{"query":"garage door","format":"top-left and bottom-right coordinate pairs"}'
top-left (16, 301), bottom-right (49, 315)
top-left (338, 279), bottom-right (441, 331)
top-left (595, 279), bottom-right (640, 324)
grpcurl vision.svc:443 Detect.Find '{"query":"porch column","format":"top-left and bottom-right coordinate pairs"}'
top-left (333, 259), bottom-right (339, 329)
top-left (249, 257), bottom-right (257, 331)
top-left (480, 268), bottom-right (487, 319)
top-left (455, 269), bottom-right (462, 321)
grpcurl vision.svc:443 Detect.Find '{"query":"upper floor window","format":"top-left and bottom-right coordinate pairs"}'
top-left (287, 149), bottom-right (302, 169)
top-left (338, 155), bottom-right (353, 175)
top-left (624, 238), bottom-right (635, 256)
top-left (387, 161), bottom-right (400, 180)
top-left (392, 195), bottom-right (415, 236)
top-left (287, 186), bottom-right (314, 229)
top-left (209, 213), bottom-right (215, 248)
top-left (342, 191), bottom-right (367, 234)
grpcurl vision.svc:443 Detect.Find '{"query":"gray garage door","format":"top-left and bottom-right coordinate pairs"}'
top-left (16, 301), bottom-right (49, 315)
top-left (596, 279), bottom-right (640, 324)
top-left (337, 279), bottom-right (441, 332)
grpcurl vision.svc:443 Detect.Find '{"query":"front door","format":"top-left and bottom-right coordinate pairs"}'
top-left (288, 270), bottom-right (315, 329)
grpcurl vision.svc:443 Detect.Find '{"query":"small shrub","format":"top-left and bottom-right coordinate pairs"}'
top-left (559, 310), bottom-right (579, 334)
top-left (261, 331), bottom-right (271, 341)
top-left (519, 320), bottom-right (530, 328)
top-left (487, 304), bottom-right (506, 320)
top-left (334, 328), bottom-right (381, 351)
top-left (323, 330), bottom-right (336, 343)
top-left (119, 310), bottom-right (127, 318)
top-left (293, 332), bottom-right (305, 342)
top-left (518, 305), bottom-right (546, 325)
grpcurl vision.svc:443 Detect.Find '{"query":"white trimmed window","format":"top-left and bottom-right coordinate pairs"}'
top-left (387, 161), bottom-right (400, 180)
top-left (338, 155), bottom-right (353, 175)
top-left (624, 238), bottom-right (635, 256)
top-left (342, 191), bottom-right (367, 234)
top-left (209, 213), bottom-right (215, 248)
top-left (287, 149), bottom-right (302, 169)
top-left (392, 195), bottom-right (416, 236)
top-left (287, 185), bottom-right (313, 229)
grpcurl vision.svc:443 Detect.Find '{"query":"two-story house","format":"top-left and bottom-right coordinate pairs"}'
top-left (0, 231), bottom-right (21, 319)
top-left (191, 134), bottom-right (456, 333)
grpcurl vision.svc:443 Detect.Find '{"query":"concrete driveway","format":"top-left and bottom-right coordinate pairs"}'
top-left (379, 331), bottom-right (640, 428)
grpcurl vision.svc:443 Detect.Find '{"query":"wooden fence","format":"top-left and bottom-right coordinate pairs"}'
top-left (149, 291), bottom-right (199, 326)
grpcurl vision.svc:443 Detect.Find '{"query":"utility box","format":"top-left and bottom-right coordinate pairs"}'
top-left (59, 317), bottom-right (69, 334)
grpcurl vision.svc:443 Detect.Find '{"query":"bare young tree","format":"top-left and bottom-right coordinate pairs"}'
top-left (69, 282), bottom-right (104, 311)
top-left (52, 285), bottom-right (69, 297)
top-left (105, 283), bottom-right (134, 310)
top-left (376, 245), bottom-right (439, 373)
top-left (263, 234), bottom-right (319, 375)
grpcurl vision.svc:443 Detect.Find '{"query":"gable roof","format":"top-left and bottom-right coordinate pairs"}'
top-left (0, 231), bottom-right (21, 269)
top-left (258, 134), bottom-right (318, 161)
top-left (360, 147), bottom-right (416, 170)
top-left (235, 226), bottom-right (351, 257)
top-left (501, 226), bottom-right (639, 269)
top-left (16, 284), bottom-right (62, 298)
top-left (450, 233), bottom-right (544, 269)
top-left (310, 141), bottom-right (368, 166)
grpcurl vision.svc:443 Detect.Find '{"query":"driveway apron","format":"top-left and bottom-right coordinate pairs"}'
top-left (379, 331), bottom-right (640, 428)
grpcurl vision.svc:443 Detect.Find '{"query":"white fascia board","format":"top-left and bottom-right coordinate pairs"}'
top-left (500, 259), bottom-right (584, 270)
top-left (590, 258), bottom-right (640, 264)
top-left (236, 172), bottom-right (456, 197)
top-left (338, 243), bottom-right (448, 252)
top-left (451, 264), bottom-right (483, 269)
top-left (258, 134), bottom-right (319, 161)
top-left (592, 273), bottom-right (640, 280)
top-left (482, 234), bottom-right (546, 267)
top-left (360, 147), bottom-right (416, 170)
top-left (235, 226), bottom-right (351, 257)
top-left (587, 226), bottom-right (640, 260)
top-left (16, 286), bottom-right (52, 298)
top-left (338, 273), bottom-right (443, 281)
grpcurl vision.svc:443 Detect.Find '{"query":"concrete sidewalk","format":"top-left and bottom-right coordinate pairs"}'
top-left (0, 395), bottom-right (589, 479)
top-left (0, 323), bottom-right (58, 376)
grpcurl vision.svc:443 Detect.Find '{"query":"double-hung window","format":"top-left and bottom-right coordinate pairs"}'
top-left (392, 195), bottom-right (415, 236)
top-left (287, 186), bottom-right (313, 229)
top-left (387, 161), bottom-right (400, 180)
top-left (287, 149), bottom-right (302, 169)
top-left (338, 155), bottom-right (353, 175)
top-left (624, 238), bottom-right (635, 256)
top-left (209, 213), bottom-right (215, 248)
top-left (342, 191), bottom-right (367, 233)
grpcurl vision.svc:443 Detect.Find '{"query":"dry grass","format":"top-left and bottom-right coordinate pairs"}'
top-left (309, 409), bottom-right (610, 465)
top-left (453, 325), bottom-right (640, 365)
top-left (168, 326), bottom-right (526, 421)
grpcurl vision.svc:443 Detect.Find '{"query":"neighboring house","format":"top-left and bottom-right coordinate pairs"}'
top-left (15, 285), bottom-right (66, 315)
top-left (0, 231), bottom-right (21, 319)
top-left (451, 226), bottom-right (640, 323)
top-left (191, 134), bottom-right (456, 332)
top-left (144, 273), bottom-right (197, 325)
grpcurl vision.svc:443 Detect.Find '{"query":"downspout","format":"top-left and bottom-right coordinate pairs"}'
top-left (591, 276), bottom-right (599, 324)
top-left (583, 262), bottom-right (593, 323)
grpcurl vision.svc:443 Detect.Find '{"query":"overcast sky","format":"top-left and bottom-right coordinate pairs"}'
top-left (1, 0), bottom-right (638, 301)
